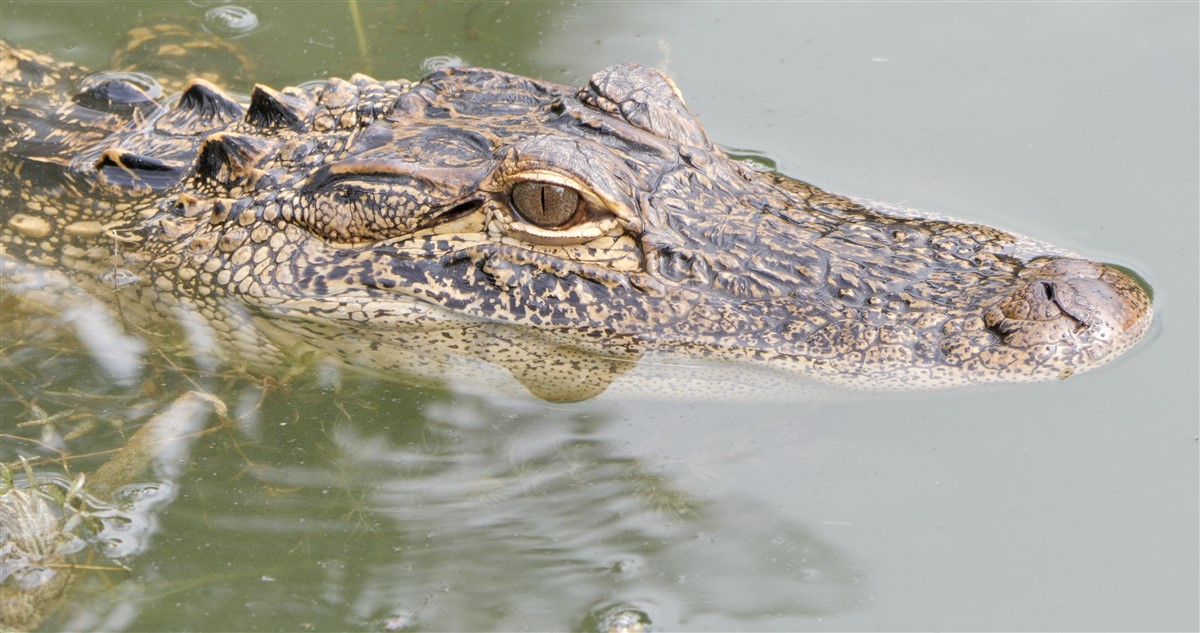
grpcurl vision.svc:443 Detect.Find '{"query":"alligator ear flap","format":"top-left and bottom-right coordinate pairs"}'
top-left (193, 132), bottom-right (278, 190)
top-left (95, 148), bottom-right (184, 192)
top-left (578, 63), bottom-right (713, 150)
top-left (245, 84), bottom-right (313, 131)
top-left (156, 78), bottom-right (245, 134)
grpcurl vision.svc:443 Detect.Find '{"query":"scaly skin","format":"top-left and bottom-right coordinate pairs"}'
top-left (0, 40), bottom-right (1153, 401)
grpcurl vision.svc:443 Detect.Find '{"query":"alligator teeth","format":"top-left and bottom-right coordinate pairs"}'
top-left (245, 84), bottom-right (312, 131)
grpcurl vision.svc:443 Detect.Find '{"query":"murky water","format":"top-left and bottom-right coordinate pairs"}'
top-left (2, 2), bottom-right (1196, 631)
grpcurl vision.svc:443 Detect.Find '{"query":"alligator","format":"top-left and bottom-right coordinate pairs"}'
top-left (0, 39), bottom-right (1153, 402)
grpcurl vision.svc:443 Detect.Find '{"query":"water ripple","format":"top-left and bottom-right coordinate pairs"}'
top-left (420, 55), bottom-right (467, 74)
top-left (202, 5), bottom-right (262, 39)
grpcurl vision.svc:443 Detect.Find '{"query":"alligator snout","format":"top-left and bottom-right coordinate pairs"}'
top-left (984, 258), bottom-right (1153, 368)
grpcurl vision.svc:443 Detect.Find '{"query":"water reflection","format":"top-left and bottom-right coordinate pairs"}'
top-left (0, 1), bottom-right (1191, 630)
top-left (0, 390), bottom-right (213, 632)
top-left (2, 315), bottom-right (870, 630)
top-left (1, 239), bottom-right (866, 629)
top-left (336, 395), bottom-right (868, 629)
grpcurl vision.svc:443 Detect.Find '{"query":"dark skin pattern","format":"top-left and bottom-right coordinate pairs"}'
top-left (0, 40), bottom-right (1152, 401)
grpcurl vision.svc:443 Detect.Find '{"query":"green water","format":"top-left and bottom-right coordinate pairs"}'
top-left (2, 2), bottom-right (1197, 631)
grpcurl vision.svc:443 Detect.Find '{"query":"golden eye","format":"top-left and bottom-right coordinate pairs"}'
top-left (510, 181), bottom-right (584, 228)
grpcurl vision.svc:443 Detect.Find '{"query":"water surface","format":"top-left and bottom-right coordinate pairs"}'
top-left (1, 2), bottom-right (1196, 631)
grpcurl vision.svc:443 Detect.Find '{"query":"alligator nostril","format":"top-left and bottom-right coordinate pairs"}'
top-left (1039, 280), bottom-right (1056, 303)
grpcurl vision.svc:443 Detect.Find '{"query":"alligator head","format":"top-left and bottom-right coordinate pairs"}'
top-left (0, 43), bottom-right (1153, 401)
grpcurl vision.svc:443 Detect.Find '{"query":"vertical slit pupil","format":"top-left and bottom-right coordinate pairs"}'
top-left (511, 181), bottom-right (581, 228)
top-left (1040, 281), bottom-right (1056, 302)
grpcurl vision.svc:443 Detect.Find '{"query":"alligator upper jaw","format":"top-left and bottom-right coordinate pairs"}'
top-left (984, 258), bottom-right (1153, 373)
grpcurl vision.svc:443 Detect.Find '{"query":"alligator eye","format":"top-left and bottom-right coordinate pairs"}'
top-left (510, 181), bottom-right (584, 228)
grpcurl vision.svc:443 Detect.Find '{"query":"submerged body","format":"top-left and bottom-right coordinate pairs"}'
top-left (0, 40), bottom-right (1152, 401)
